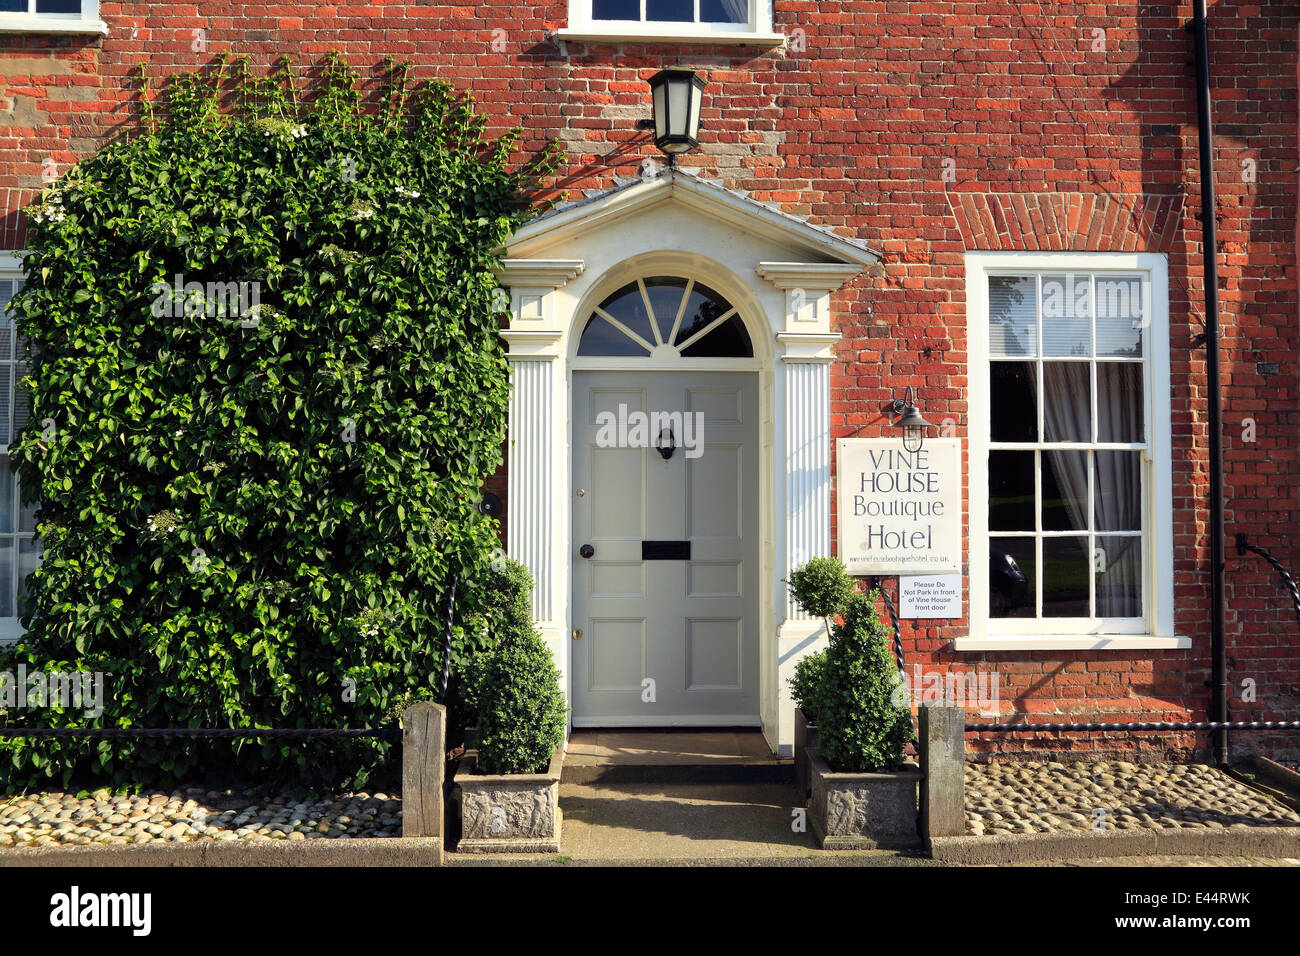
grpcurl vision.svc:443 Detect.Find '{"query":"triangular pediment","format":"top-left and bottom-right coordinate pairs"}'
top-left (506, 169), bottom-right (880, 268)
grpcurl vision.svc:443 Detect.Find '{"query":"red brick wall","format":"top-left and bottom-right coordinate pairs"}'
top-left (1, 2), bottom-right (1297, 761)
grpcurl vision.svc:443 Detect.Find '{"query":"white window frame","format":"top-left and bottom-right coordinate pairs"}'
top-left (0, 0), bottom-right (106, 35)
top-left (0, 251), bottom-right (36, 645)
top-left (558, 0), bottom-right (784, 46)
top-left (961, 251), bottom-right (1185, 652)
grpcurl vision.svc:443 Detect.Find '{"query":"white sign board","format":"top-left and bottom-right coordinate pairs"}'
top-left (836, 437), bottom-right (962, 575)
top-left (899, 574), bottom-right (963, 619)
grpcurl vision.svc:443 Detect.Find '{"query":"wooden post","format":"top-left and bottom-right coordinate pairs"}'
top-left (919, 704), bottom-right (965, 841)
top-left (402, 701), bottom-right (446, 846)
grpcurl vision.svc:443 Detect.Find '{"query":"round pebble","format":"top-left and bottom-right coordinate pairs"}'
top-left (0, 789), bottom-right (401, 848)
top-left (963, 761), bottom-right (1300, 837)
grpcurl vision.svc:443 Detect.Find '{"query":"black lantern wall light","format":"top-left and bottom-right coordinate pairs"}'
top-left (891, 386), bottom-right (932, 454)
top-left (640, 68), bottom-right (707, 162)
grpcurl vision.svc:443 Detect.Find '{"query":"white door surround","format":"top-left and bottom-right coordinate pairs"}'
top-left (495, 169), bottom-right (879, 756)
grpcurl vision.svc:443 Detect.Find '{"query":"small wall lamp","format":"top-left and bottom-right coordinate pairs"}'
top-left (891, 386), bottom-right (932, 454)
top-left (637, 68), bottom-right (706, 162)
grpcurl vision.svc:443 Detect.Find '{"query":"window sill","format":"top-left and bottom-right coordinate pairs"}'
top-left (953, 634), bottom-right (1191, 652)
top-left (555, 27), bottom-right (786, 47)
top-left (0, 16), bottom-right (108, 34)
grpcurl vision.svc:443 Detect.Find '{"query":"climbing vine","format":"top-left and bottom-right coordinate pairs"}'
top-left (0, 54), bottom-right (560, 788)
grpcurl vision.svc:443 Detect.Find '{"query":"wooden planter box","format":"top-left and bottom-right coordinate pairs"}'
top-left (809, 749), bottom-right (922, 850)
top-left (794, 708), bottom-right (819, 800)
top-left (454, 747), bottom-right (563, 853)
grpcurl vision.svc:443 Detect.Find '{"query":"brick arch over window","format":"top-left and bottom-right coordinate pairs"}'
top-left (946, 192), bottom-right (1185, 253)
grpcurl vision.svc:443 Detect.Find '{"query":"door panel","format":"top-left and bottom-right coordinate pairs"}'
top-left (572, 371), bottom-right (759, 726)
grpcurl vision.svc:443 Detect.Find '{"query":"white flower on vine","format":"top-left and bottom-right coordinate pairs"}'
top-left (146, 510), bottom-right (181, 536)
top-left (394, 185), bottom-right (421, 199)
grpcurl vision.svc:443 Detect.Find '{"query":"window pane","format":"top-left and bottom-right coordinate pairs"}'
top-left (646, 0), bottom-right (692, 20)
top-left (643, 277), bottom-right (688, 336)
top-left (593, 0), bottom-right (639, 18)
top-left (988, 275), bottom-right (1036, 357)
top-left (0, 458), bottom-right (12, 533)
top-left (0, 539), bottom-right (13, 617)
top-left (0, 0), bottom-right (26, 12)
top-left (989, 538), bottom-right (1034, 618)
top-left (36, 0), bottom-right (81, 11)
top-left (988, 450), bottom-right (1034, 532)
top-left (701, 0), bottom-right (747, 22)
top-left (0, 287), bottom-right (12, 362)
top-left (576, 315), bottom-right (650, 357)
top-left (598, 282), bottom-right (656, 346)
top-left (1040, 274), bottom-right (1090, 357)
top-left (1096, 535), bottom-right (1142, 617)
top-left (1095, 451), bottom-right (1141, 532)
top-left (1041, 450), bottom-right (1088, 532)
top-left (17, 537), bottom-right (41, 611)
top-left (990, 361), bottom-right (1037, 442)
top-left (679, 314), bottom-right (752, 358)
top-left (1042, 536), bottom-right (1089, 617)
top-left (1095, 275), bottom-right (1145, 357)
top-left (0, 365), bottom-right (8, 446)
top-left (17, 489), bottom-right (36, 533)
top-left (11, 361), bottom-right (28, 435)
top-left (1042, 362), bottom-right (1090, 442)
top-left (1096, 362), bottom-right (1143, 443)
top-left (673, 284), bottom-right (733, 347)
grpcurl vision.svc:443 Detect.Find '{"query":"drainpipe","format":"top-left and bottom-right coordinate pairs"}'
top-left (1189, 0), bottom-right (1229, 766)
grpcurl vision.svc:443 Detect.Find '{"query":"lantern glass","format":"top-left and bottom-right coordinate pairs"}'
top-left (667, 78), bottom-right (690, 138)
top-left (648, 69), bottom-right (704, 155)
top-left (903, 425), bottom-right (924, 454)
top-left (652, 82), bottom-right (667, 142)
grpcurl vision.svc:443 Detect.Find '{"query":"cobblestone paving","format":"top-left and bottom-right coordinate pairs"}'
top-left (0, 788), bottom-right (400, 847)
top-left (965, 761), bottom-right (1300, 836)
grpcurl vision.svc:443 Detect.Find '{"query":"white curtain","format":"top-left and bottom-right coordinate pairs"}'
top-left (719, 0), bottom-right (748, 22)
top-left (1034, 363), bottom-right (1141, 617)
top-left (1094, 363), bottom-right (1143, 616)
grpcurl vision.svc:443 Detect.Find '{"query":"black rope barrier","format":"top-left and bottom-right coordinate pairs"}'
top-left (966, 720), bottom-right (1300, 733)
top-left (879, 587), bottom-right (907, 675)
top-left (1236, 533), bottom-right (1300, 634)
top-left (0, 728), bottom-right (401, 739)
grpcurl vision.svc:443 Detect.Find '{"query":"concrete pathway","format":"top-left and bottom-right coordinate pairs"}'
top-left (449, 781), bottom-right (933, 865)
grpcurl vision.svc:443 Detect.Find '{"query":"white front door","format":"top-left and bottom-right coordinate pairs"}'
top-left (572, 371), bottom-right (759, 726)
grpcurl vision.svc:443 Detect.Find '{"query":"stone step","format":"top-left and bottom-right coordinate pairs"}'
top-left (561, 730), bottom-right (793, 785)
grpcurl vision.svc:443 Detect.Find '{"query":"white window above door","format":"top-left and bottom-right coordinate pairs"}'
top-left (0, 0), bottom-right (107, 34)
top-left (962, 251), bottom-right (1184, 652)
top-left (559, 0), bottom-right (784, 45)
top-left (577, 276), bottom-right (753, 360)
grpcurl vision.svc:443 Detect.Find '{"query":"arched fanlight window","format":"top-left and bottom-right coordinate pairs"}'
top-left (577, 276), bottom-right (753, 358)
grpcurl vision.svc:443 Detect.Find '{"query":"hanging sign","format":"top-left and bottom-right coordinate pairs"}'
top-left (836, 437), bottom-right (962, 575)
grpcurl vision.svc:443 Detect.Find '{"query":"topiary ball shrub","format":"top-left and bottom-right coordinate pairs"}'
top-left (786, 557), bottom-right (854, 633)
top-left (0, 55), bottom-right (559, 790)
top-left (815, 592), bottom-right (913, 773)
top-left (474, 625), bottom-right (567, 775)
top-left (788, 648), bottom-right (827, 725)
